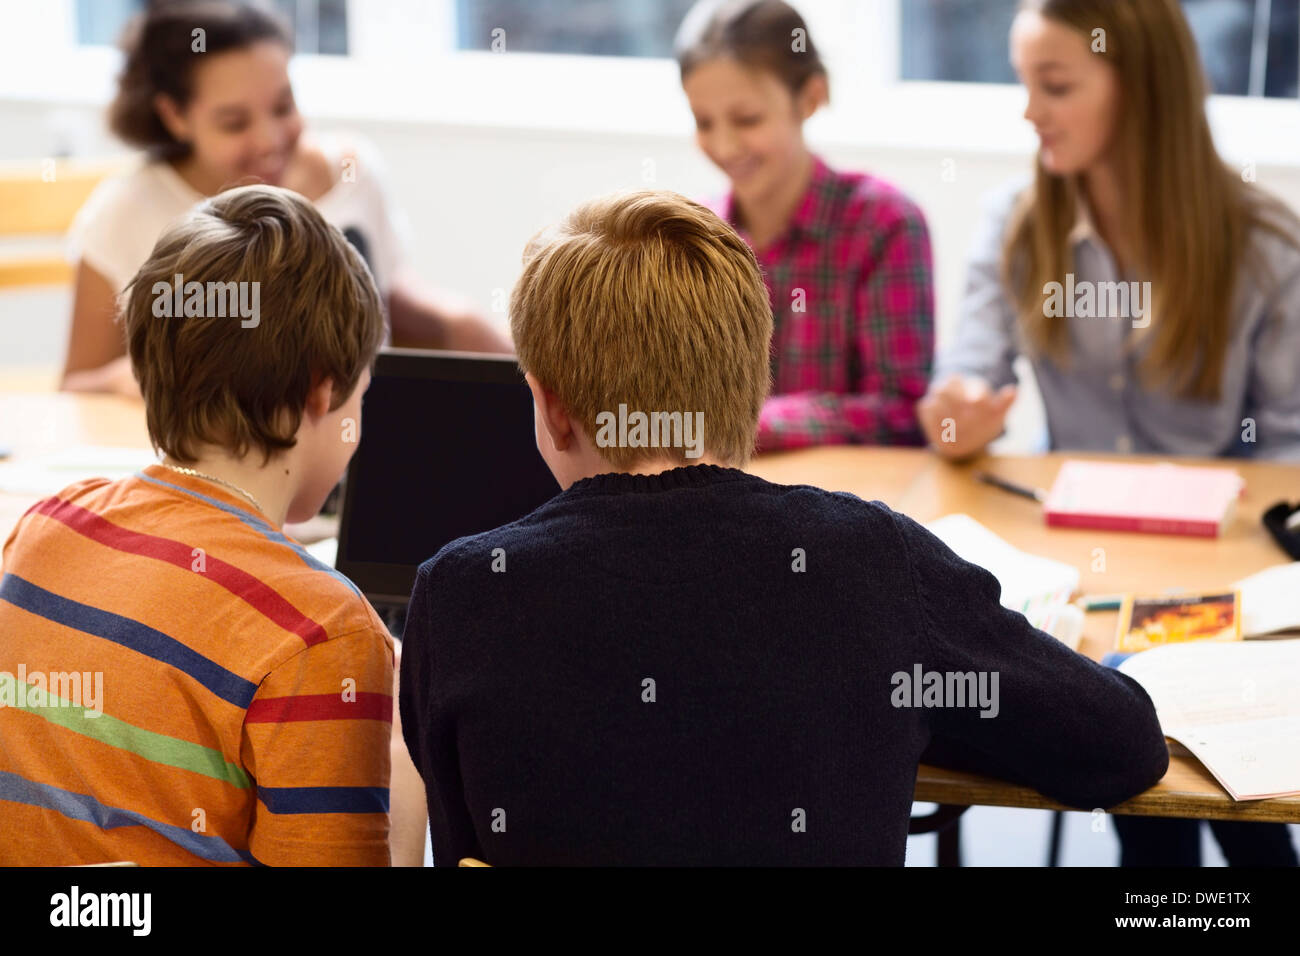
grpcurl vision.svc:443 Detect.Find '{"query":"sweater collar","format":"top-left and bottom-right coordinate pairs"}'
top-left (565, 463), bottom-right (753, 496)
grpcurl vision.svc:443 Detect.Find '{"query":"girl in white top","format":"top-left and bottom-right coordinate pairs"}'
top-left (73, 134), bottom-right (406, 310)
top-left (64, 1), bottom-right (509, 396)
top-left (64, 0), bottom-right (463, 866)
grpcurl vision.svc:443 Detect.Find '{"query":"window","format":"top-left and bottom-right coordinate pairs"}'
top-left (74, 0), bottom-right (142, 47)
top-left (454, 0), bottom-right (697, 57)
top-left (74, 0), bottom-right (350, 55)
top-left (902, 0), bottom-right (1299, 99)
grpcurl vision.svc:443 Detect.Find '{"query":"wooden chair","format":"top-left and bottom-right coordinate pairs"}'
top-left (0, 159), bottom-right (122, 289)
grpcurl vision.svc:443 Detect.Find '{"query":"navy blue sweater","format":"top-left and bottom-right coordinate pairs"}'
top-left (399, 465), bottom-right (1168, 866)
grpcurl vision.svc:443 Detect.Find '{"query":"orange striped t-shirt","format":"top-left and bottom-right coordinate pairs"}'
top-left (0, 464), bottom-right (394, 865)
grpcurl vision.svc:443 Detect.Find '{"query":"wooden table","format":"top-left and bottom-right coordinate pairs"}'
top-left (0, 391), bottom-right (151, 560)
top-left (3, 390), bottom-right (1299, 823)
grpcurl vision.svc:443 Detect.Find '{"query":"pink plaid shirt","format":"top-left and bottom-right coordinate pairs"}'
top-left (711, 156), bottom-right (934, 451)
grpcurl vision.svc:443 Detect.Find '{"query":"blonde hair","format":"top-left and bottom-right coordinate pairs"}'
top-left (509, 190), bottom-right (773, 468)
top-left (1005, 0), bottom-right (1300, 400)
top-left (124, 184), bottom-right (385, 463)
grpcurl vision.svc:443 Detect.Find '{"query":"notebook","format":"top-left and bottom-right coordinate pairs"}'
top-left (1118, 640), bottom-right (1300, 800)
top-left (1115, 591), bottom-right (1242, 653)
top-left (1043, 460), bottom-right (1243, 537)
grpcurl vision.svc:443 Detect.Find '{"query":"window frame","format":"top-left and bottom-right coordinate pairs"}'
top-left (0, 0), bottom-right (1294, 169)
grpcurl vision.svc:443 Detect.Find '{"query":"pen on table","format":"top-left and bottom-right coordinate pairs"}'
top-left (975, 471), bottom-right (1047, 503)
top-left (1074, 594), bottom-right (1125, 612)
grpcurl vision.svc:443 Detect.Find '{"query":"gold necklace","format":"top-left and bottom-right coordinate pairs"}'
top-left (160, 462), bottom-right (265, 514)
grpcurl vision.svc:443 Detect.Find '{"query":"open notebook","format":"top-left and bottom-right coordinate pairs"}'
top-left (1118, 640), bottom-right (1300, 800)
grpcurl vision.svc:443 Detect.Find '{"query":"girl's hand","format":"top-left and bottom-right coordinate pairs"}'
top-left (61, 354), bottom-right (142, 400)
top-left (918, 374), bottom-right (1017, 461)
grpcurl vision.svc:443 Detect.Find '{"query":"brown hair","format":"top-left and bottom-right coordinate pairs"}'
top-left (1005, 0), bottom-right (1300, 400)
top-left (123, 184), bottom-right (385, 463)
top-left (510, 191), bottom-right (773, 468)
top-left (109, 0), bottom-right (292, 159)
top-left (675, 0), bottom-right (828, 97)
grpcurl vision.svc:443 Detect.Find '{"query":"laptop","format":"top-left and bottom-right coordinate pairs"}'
top-left (335, 349), bottom-right (561, 608)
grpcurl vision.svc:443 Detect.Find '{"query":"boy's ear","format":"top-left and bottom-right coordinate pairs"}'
top-left (524, 372), bottom-right (574, 452)
top-left (304, 377), bottom-right (336, 422)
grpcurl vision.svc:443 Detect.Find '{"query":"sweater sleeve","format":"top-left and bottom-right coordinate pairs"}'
top-left (399, 560), bottom-right (483, 866)
top-left (890, 511), bottom-right (1169, 810)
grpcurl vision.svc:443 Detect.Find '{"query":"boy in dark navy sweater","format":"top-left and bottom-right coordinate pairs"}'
top-left (398, 190), bottom-right (1168, 866)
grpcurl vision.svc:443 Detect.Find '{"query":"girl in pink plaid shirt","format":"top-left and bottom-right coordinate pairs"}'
top-left (676, 0), bottom-right (936, 451)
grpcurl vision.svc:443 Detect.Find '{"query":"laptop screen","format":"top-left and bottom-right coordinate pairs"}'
top-left (335, 349), bottom-right (561, 606)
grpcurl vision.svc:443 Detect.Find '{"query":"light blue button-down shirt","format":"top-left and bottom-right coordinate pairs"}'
top-left (936, 183), bottom-right (1300, 460)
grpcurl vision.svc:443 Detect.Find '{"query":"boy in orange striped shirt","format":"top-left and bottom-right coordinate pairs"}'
top-left (0, 186), bottom-right (393, 865)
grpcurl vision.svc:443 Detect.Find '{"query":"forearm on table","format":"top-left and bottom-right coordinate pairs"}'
top-left (387, 277), bottom-right (512, 354)
top-left (758, 390), bottom-right (926, 450)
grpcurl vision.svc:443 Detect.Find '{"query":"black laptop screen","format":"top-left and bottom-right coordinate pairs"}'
top-left (336, 352), bottom-right (561, 604)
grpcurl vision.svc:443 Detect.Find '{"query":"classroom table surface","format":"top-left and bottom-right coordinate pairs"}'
top-left (751, 447), bottom-right (1300, 823)
top-left (2, 387), bottom-right (1299, 823)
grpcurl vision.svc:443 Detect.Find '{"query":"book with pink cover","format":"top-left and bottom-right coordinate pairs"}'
top-left (1043, 460), bottom-right (1244, 537)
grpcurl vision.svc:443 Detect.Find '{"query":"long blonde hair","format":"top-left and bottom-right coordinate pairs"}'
top-left (1004, 0), bottom-right (1299, 400)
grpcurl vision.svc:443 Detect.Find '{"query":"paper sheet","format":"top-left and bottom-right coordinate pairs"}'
top-left (1235, 562), bottom-right (1300, 637)
top-left (1118, 640), bottom-right (1300, 800)
top-left (0, 445), bottom-right (156, 495)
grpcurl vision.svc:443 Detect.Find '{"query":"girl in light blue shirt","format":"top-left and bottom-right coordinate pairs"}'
top-left (919, 0), bottom-right (1299, 869)
top-left (919, 0), bottom-right (1300, 463)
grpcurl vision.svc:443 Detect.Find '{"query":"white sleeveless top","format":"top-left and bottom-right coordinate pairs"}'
top-left (68, 136), bottom-right (410, 299)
